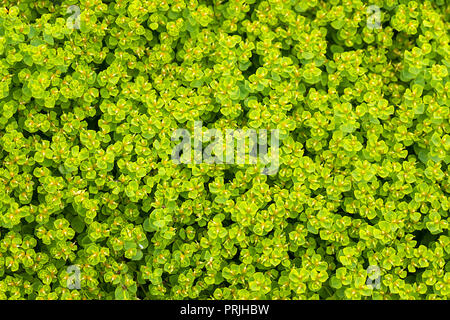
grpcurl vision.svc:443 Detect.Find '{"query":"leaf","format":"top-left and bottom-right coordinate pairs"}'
top-left (71, 216), bottom-right (85, 233)
top-left (43, 33), bottom-right (54, 45)
top-left (131, 250), bottom-right (143, 261)
top-left (115, 287), bottom-right (130, 300)
top-left (143, 218), bottom-right (155, 232)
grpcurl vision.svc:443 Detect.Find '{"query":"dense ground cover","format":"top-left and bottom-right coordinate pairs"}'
top-left (0, 0), bottom-right (448, 300)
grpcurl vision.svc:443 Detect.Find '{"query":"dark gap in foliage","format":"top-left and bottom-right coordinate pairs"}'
top-left (223, 169), bottom-right (235, 184)
top-left (110, 161), bottom-right (119, 179)
top-left (21, 128), bottom-right (52, 142)
top-left (405, 144), bottom-right (416, 158)
top-left (242, 52), bottom-right (261, 79)
top-left (86, 113), bottom-right (101, 131)
top-left (412, 229), bottom-right (440, 246)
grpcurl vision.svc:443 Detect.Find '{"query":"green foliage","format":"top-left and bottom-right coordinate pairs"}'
top-left (0, 0), bottom-right (449, 300)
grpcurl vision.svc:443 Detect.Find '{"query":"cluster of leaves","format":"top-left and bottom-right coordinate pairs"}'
top-left (0, 0), bottom-right (449, 300)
